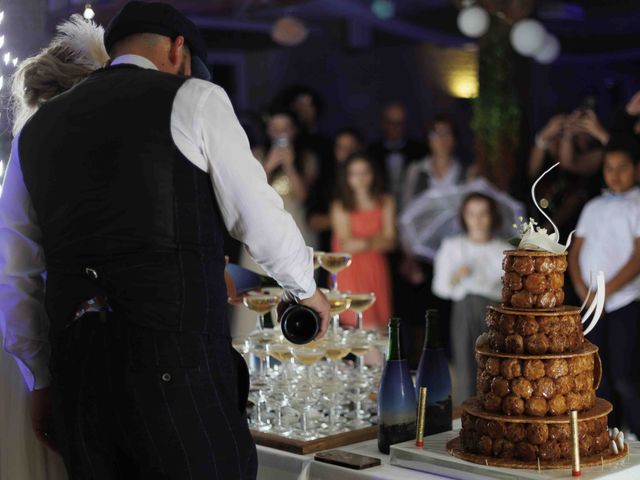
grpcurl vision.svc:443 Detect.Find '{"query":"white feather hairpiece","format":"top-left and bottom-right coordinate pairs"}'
top-left (51, 14), bottom-right (109, 70)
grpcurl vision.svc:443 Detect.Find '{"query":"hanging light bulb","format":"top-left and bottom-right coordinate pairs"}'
top-left (12, 57), bottom-right (17, 67)
top-left (0, 160), bottom-right (4, 178)
top-left (83, 3), bottom-right (95, 20)
top-left (3, 52), bottom-right (10, 65)
top-left (371, 0), bottom-right (395, 19)
top-left (0, 76), bottom-right (4, 91)
top-left (0, 11), bottom-right (5, 25)
top-left (0, 36), bottom-right (5, 49)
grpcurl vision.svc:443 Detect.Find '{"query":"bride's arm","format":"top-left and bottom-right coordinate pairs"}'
top-left (0, 135), bottom-right (51, 392)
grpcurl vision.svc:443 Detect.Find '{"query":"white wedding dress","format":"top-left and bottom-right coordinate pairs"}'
top-left (0, 339), bottom-right (68, 479)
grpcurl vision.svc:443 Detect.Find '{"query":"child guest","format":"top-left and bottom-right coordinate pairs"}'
top-left (331, 153), bottom-right (395, 330)
top-left (433, 193), bottom-right (509, 403)
top-left (569, 136), bottom-right (640, 437)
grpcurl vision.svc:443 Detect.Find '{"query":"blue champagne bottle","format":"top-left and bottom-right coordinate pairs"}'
top-left (415, 309), bottom-right (452, 436)
top-left (377, 317), bottom-right (416, 454)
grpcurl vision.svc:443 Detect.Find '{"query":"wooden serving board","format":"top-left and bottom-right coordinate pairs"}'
top-left (251, 425), bottom-right (378, 455)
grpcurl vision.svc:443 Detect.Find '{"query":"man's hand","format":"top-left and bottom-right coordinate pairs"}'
top-left (299, 288), bottom-right (331, 339)
top-left (626, 91), bottom-right (640, 116)
top-left (31, 387), bottom-right (58, 453)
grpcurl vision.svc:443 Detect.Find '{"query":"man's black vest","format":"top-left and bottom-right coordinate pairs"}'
top-left (18, 65), bottom-right (228, 336)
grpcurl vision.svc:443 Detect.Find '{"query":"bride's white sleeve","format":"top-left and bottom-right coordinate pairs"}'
top-left (0, 135), bottom-right (51, 391)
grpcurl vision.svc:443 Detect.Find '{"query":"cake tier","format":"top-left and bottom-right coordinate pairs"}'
top-left (475, 343), bottom-right (601, 417)
top-left (459, 397), bottom-right (612, 462)
top-left (485, 305), bottom-right (584, 355)
top-left (502, 250), bottom-right (567, 309)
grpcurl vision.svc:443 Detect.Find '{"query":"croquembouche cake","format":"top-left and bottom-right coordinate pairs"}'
top-left (447, 165), bottom-right (628, 469)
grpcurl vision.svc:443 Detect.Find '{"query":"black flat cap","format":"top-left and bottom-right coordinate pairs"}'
top-left (105, 1), bottom-right (211, 81)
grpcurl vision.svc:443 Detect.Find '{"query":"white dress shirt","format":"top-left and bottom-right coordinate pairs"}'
top-left (0, 54), bottom-right (316, 390)
top-left (576, 186), bottom-right (640, 312)
top-left (432, 235), bottom-right (508, 302)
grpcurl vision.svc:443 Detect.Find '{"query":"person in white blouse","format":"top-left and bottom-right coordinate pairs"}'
top-left (0, 15), bottom-right (106, 480)
top-left (432, 193), bottom-right (509, 404)
top-left (0, 3), bottom-right (329, 478)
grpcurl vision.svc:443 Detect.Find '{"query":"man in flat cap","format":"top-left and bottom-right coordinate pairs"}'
top-left (0, 1), bottom-right (329, 478)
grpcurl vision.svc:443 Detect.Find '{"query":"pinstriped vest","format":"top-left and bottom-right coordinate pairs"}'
top-left (18, 65), bottom-right (228, 337)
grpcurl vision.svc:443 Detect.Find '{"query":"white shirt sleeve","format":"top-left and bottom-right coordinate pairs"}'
top-left (432, 236), bottom-right (464, 301)
top-left (171, 79), bottom-right (316, 299)
top-left (0, 135), bottom-right (51, 391)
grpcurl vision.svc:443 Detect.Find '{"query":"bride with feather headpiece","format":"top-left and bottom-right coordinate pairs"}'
top-left (1, 14), bottom-right (107, 479)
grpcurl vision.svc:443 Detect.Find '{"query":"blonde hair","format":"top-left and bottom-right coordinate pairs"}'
top-left (11, 14), bottom-right (109, 135)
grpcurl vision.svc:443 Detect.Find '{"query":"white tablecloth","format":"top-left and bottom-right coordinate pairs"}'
top-left (256, 419), bottom-right (462, 480)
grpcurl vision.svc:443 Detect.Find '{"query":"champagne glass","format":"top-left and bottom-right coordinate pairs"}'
top-left (243, 290), bottom-right (281, 330)
top-left (313, 251), bottom-right (325, 270)
top-left (248, 387), bottom-right (272, 432)
top-left (291, 383), bottom-right (320, 441)
top-left (323, 333), bottom-right (350, 381)
top-left (269, 376), bottom-right (294, 436)
top-left (232, 338), bottom-right (251, 374)
top-left (346, 330), bottom-right (372, 377)
top-left (249, 329), bottom-right (277, 387)
top-left (291, 345), bottom-right (326, 386)
top-left (348, 376), bottom-right (373, 429)
top-left (319, 252), bottom-right (352, 291)
top-left (322, 289), bottom-right (352, 334)
top-left (372, 335), bottom-right (389, 363)
top-left (266, 342), bottom-right (293, 380)
top-left (348, 293), bottom-right (376, 330)
top-left (321, 378), bottom-right (346, 434)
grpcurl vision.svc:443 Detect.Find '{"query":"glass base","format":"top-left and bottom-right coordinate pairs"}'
top-left (347, 418), bottom-right (372, 429)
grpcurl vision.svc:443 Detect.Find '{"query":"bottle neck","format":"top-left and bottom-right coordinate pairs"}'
top-left (424, 312), bottom-right (443, 350)
top-left (387, 320), bottom-right (403, 360)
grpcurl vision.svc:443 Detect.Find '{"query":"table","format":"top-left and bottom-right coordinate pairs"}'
top-left (256, 420), bottom-right (462, 479)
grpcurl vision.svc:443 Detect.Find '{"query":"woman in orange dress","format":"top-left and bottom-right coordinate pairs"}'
top-left (330, 152), bottom-right (395, 330)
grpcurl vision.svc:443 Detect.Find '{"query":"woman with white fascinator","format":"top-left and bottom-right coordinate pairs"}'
top-left (0, 14), bottom-right (108, 479)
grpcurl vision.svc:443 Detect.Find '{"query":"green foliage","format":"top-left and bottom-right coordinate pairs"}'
top-left (471, 17), bottom-right (521, 166)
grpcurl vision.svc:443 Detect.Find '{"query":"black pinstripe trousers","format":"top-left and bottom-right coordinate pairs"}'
top-left (50, 312), bottom-right (257, 479)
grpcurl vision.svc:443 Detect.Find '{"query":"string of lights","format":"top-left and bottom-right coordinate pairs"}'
top-left (0, 8), bottom-right (19, 191)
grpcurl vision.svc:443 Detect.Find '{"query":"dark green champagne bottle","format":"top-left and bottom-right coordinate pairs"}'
top-left (415, 309), bottom-right (452, 436)
top-left (377, 318), bottom-right (416, 453)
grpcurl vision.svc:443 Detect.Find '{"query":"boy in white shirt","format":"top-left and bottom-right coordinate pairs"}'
top-left (568, 136), bottom-right (640, 436)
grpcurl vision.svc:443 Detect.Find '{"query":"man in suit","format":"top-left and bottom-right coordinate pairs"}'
top-left (0, 2), bottom-right (329, 479)
top-left (368, 102), bottom-right (426, 202)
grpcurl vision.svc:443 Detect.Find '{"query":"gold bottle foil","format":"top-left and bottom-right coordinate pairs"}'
top-left (416, 387), bottom-right (427, 448)
top-left (570, 410), bottom-right (581, 476)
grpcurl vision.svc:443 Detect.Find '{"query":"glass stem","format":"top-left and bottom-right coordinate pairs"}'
top-left (330, 391), bottom-right (338, 429)
top-left (277, 404), bottom-right (283, 429)
top-left (355, 389), bottom-right (363, 422)
top-left (356, 312), bottom-right (363, 330)
top-left (256, 391), bottom-right (264, 426)
top-left (260, 357), bottom-right (267, 382)
top-left (302, 407), bottom-right (310, 435)
top-left (332, 314), bottom-right (340, 333)
top-left (257, 314), bottom-right (264, 331)
top-left (331, 272), bottom-right (338, 291)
